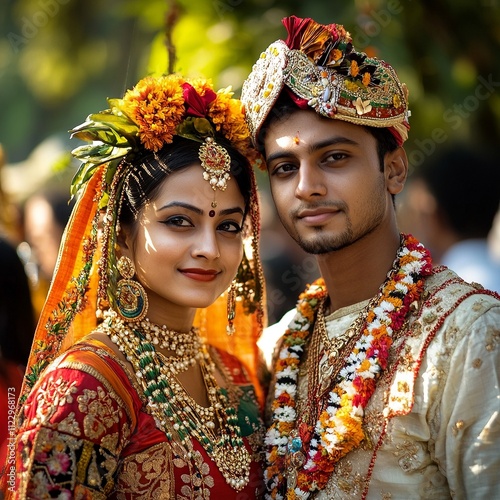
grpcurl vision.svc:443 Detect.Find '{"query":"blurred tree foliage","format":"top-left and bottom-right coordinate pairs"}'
top-left (1, 0), bottom-right (499, 170)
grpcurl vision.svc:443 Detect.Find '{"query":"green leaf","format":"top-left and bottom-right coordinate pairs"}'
top-left (70, 162), bottom-right (99, 198)
top-left (193, 117), bottom-right (213, 135)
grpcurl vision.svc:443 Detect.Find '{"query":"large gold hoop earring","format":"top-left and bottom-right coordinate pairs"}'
top-left (116, 256), bottom-right (148, 322)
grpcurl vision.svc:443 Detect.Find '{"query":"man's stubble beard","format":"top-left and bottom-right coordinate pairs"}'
top-left (290, 223), bottom-right (354, 254)
top-left (278, 202), bottom-right (386, 255)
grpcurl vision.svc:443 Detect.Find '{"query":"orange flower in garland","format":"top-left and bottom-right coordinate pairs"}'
top-left (263, 234), bottom-right (432, 499)
top-left (208, 87), bottom-right (258, 161)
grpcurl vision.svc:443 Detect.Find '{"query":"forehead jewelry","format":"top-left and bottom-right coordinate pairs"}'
top-left (199, 137), bottom-right (231, 215)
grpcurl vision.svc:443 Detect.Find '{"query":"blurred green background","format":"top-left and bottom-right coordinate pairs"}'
top-left (1, 0), bottom-right (499, 169)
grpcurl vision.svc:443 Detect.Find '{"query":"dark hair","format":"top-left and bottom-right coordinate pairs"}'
top-left (0, 236), bottom-right (35, 366)
top-left (120, 135), bottom-right (253, 226)
top-left (364, 126), bottom-right (399, 171)
top-left (257, 91), bottom-right (399, 171)
top-left (416, 145), bottom-right (500, 239)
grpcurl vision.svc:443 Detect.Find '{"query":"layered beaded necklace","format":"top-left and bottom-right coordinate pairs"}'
top-left (264, 234), bottom-right (433, 499)
top-left (98, 310), bottom-right (251, 492)
top-left (137, 317), bottom-right (202, 374)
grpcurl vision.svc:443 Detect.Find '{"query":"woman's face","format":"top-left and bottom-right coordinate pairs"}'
top-left (121, 163), bottom-right (245, 326)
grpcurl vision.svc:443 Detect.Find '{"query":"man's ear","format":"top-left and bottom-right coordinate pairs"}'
top-left (385, 147), bottom-right (408, 195)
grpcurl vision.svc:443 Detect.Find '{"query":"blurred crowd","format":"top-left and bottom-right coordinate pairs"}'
top-left (399, 144), bottom-right (500, 293)
top-left (0, 139), bottom-right (75, 465)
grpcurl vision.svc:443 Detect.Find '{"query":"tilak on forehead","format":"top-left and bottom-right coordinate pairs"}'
top-left (241, 15), bottom-right (411, 153)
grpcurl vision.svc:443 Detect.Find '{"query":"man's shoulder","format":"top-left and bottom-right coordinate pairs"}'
top-left (416, 265), bottom-right (500, 339)
top-left (424, 265), bottom-right (500, 308)
top-left (258, 308), bottom-right (297, 369)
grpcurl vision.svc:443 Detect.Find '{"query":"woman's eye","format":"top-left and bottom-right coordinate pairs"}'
top-left (218, 220), bottom-right (242, 233)
top-left (164, 216), bottom-right (193, 227)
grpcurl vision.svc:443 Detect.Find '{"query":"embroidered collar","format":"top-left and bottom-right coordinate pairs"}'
top-left (264, 234), bottom-right (432, 498)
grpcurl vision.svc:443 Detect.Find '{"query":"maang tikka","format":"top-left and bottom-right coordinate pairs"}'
top-left (115, 256), bottom-right (149, 322)
top-left (199, 137), bottom-right (231, 214)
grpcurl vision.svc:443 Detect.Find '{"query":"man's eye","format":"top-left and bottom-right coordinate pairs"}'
top-left (272, 163), bottom-right (297, 175)
top-left (326, 152), bottom-right (348, 162)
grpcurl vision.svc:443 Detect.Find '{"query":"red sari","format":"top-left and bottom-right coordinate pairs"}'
top-left (11, 339), bottom-right (265, 499)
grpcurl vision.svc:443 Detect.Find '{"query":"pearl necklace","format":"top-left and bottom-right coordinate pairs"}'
top-left (99, 310), bottom-right (251, 492)
top-left (137, 317), bottom-right (202, 374)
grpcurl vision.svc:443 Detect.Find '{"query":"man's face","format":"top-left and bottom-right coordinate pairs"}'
top-left (263, 110), bottom-right (395, 254)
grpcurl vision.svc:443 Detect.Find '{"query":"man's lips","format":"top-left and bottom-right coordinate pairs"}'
top-left (179, 268), bottom-right (219, 282)
top-left (297, 208), bottom-right (339, 225)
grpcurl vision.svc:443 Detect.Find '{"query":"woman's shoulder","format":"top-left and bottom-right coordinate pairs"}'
top-left (32, 334), bottom-right (143, 418)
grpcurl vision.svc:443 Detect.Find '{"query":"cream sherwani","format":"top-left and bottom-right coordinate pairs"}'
top-left (261, 267), bottom-right (500, 499)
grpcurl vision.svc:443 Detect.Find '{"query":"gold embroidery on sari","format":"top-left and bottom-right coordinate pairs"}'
top-left (116, 442), bottom-right (176, 498)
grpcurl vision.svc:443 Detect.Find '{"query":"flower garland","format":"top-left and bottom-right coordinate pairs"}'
top-left (264, 234), bottom-right (433, 499)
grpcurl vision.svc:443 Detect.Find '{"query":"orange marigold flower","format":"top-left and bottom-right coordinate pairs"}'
top-left (359, 359), bottom-right (372, 372)
top-left (268, 448), bottom-right (279, 463)
top-left (350, 60), bottom-right (360, 77)
top-left (332, 48), bottom-right (343, 63)
top-left (122, 75), bottom-right (185, 151)
top-left (400, 253), bottom-right (416, 265)
top-left (371, 324), bottom-right (387, 338)
top-left (362, 72), bottom-right (371, 86)
top-left (189, 77), bottom-right (214, 97)
top-left (319, 411), bottom-right (330, 426)
top-left (209, 89), bottom-right (250, 152)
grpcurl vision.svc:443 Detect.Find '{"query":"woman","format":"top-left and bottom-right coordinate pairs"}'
top-left (8, 74), bottom-right (266, 498)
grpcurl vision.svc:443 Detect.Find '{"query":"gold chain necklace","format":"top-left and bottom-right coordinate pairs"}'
top-left (302, 296), bottom-right (378, 427)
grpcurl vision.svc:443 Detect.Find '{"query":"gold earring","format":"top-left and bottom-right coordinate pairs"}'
top-left (116, 256), bottom-right (148, 322)
top-left (226, 280), bottom-right (237, 335)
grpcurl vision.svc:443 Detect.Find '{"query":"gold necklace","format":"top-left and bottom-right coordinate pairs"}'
top-left (100, 310), bottom-right (251, 492)
top-left (303, 297), bottom-right (377, 426)
top-left (138, 317), bottom-right (201, 374)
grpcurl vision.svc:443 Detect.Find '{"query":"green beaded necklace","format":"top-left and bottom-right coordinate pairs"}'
top-left (99, 310), bottom-right (251, 492)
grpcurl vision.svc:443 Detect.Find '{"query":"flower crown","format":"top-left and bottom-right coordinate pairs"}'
top-left (241, 15), bottom-right (410, 151)
top-left (70, 74), bottom-right (259, 200)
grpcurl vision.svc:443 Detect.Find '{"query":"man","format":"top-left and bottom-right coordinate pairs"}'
top-left (241, 15), bottom-right (500, 499)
